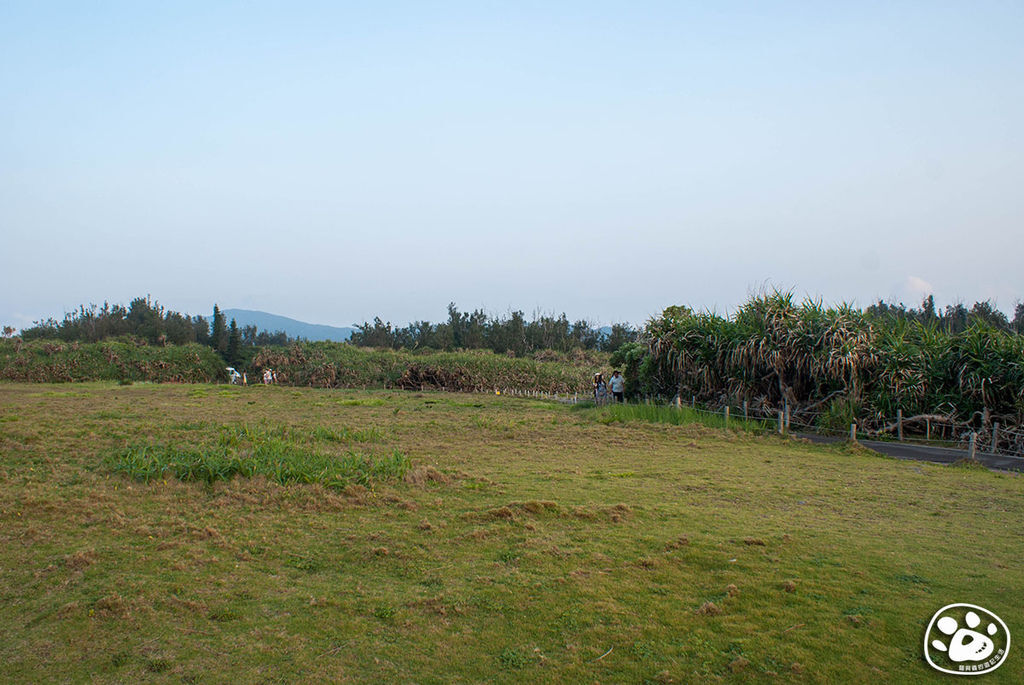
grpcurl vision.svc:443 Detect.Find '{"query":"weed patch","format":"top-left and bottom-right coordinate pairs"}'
top-left (311, 425), bottom-right (385, 443)
top-left (574, 402), bottom-right (768, 433)
top-left (498, 647), bottom-right (528, 669)
top-left (107, 437), bottom-right (410, 489)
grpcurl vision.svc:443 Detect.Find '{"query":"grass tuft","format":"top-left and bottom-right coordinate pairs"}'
top-left (498, 648), bottom-right (528, 669)
top-left (107, 428), bottom-right (410, 489)
top-left (574, 402), bottom-right (768, 432)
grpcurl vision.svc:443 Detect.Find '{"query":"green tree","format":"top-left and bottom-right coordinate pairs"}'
top-left (603, 323), bottom-right (637, 352)
top-left (942, 303), bottom-right (969, 334)
top-left (226, 318), bottom-right (241, 365)
top-left (163, 311), bottom-right (196, 345)
top-left (505, 310), bottom-right (527, 357)
top-left (609, 341), bottom-right (645, 398)
top-left (350, 317), bottom-right (397, 348)
top-left (211, 305), bottom-right (228, 354)
top-left (127, 296), bottom-right (165, 343)
top-left (571, 320), bottom-right (600, 350)
top-left (1013, 302), bottom-right (1024, 334)
top-left (192, 315), bottom-right (211, 345)
top-left (921, 295), bottom-right (936, 322)
top-left (968, 300), bottom-right (1009, 330)
top-left (445, 302), bottom-right (466, 349)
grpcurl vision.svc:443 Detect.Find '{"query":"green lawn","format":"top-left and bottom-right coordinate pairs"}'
top-left (1, 382), bottom-right (1021, 683)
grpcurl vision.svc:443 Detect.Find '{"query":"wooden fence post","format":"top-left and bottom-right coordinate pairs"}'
top-left (724, 406), bottom-right (729, 428)
top-left (743, 400), bottom-right (748, 423)
top-left (969, 432), bottom-right (977, 460)
top-left (897, 408), bottom-right (903, 441)
top-left (784, 400), bottom-right (790, 431)
top-left (850, 423), bottom-right (857, 443)
top-left (991, 422), bottom-right (1000, 454)
top-left (778, 411), bottom-right (784, 435)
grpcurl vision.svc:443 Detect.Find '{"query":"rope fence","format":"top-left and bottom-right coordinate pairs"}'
top-left (237, 375), bottom-right (1024, 463)
top-left (490, 386), bottom-right (1024, 463)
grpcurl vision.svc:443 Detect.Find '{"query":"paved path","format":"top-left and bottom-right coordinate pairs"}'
top-left (796, 433), bottom-right (1024, 473)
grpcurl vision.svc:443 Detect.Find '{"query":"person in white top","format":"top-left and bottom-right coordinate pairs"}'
top-left (609, 370), bottom-right (625, 402)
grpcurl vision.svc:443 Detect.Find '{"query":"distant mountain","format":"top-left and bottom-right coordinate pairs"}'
top-left (221, 309), bottom-right (354, 342)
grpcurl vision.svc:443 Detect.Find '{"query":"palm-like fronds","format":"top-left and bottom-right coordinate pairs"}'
top-left (639, 291), bottom-right (1024, 433)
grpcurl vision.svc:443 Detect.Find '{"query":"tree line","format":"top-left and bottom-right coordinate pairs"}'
top-left (8, 294), bottom-right (1023, 377)
top-left (865, 295), bottom-right (1024, 334)
top-left (348, 303), bottom-right (637, 355)
top-left (9, 298), bottom-right (639, 367)
top-left (14, 297), bottom-right (294, 367)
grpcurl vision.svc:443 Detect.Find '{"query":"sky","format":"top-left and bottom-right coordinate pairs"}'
top-left (2, 1), bottom-right (1022, 329)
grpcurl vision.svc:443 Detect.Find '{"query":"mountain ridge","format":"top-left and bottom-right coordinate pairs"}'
top-left (220, 309), bottom-right (354, 341)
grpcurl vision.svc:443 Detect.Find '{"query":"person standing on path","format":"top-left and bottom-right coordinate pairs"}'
top-left (593, 373), bottom-right (608, 405)
top-left (609, 370), bottom-right (625, 403)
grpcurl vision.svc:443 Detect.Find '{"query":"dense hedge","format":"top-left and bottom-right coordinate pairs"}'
top-left (0, 339), bottom-right (226, 383)
top-left (622, 294), bottom-right (1024, 438)
top-left (0, 338), bottom-right (604, 393)
top-left (250, 343), bottom-right (600, 393)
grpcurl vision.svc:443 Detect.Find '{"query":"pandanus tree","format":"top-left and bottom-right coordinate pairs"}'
top-left (638, 291), bottom-right (1024, 435)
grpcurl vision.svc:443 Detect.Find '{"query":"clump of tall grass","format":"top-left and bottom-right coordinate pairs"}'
top-left (108, 431), bottom-right (409, 488)
top-left (216, 423), bottom-right (384, 447)
top-left (310, 425), bottom-right (385, 443)
top-left (574, 402), bottom-right (767, 433)
top-left (817, 397), bottom-right (859, 432)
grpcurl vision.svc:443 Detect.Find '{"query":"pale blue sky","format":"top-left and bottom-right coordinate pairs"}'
top-left (2, 1), bottom-right (1022, 328)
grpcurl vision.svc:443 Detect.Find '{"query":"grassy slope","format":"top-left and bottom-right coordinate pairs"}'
top-left (0, 383), bottom-right (1021, 683)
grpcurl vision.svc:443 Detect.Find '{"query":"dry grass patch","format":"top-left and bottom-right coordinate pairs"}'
top-left (94, 594), bottom-right (132, 619)
top-left (696, 601), bottom-right (722, 616)
top-left (664, 535), bottom-right (689, 550)
top-left (403, 465), bottom-right (450, 486)
top-left (64, 549), bottom-right (96, 571)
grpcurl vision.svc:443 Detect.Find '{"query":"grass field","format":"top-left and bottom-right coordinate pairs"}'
top-left (1, 382), bottom-right (1021, 683)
